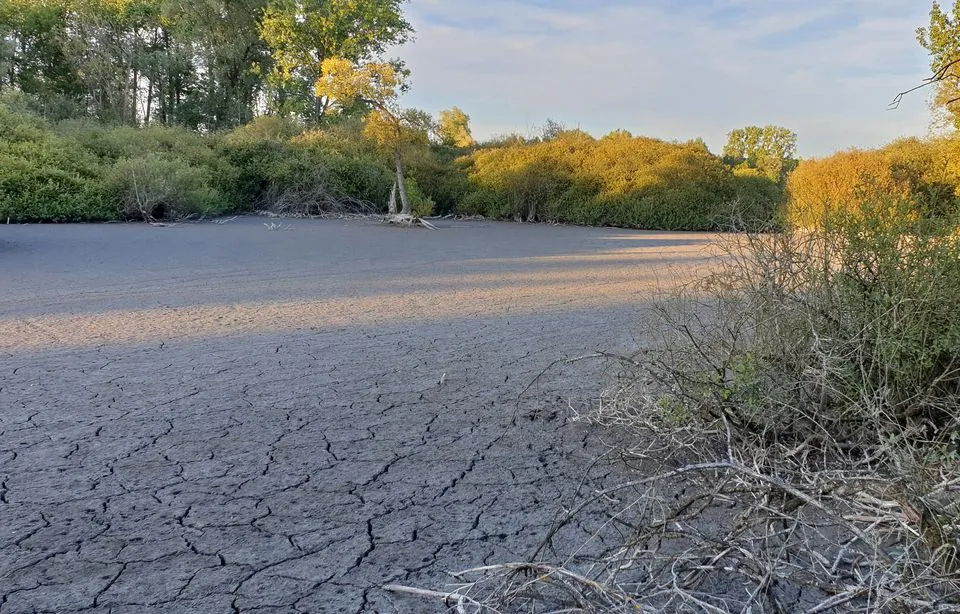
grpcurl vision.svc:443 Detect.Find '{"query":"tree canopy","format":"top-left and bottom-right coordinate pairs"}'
top-left (437, 107), bottom-right (475, 148)
top-left (0, 0), bottom-right (412, 128)
top-left (722, 125), bottom-right (798, 182)
top-left (918, 1), bottom-right (960, 128)
top-left (317, 56), bottom-right (428, 216)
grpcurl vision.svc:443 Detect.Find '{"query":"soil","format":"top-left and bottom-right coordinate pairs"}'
top-left (0, 217), bottom-right (715, 613)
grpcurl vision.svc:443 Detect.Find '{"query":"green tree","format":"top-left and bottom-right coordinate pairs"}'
top-left (723, 125), bottom-right (797, 182)
top-left (159, 0), bottom-right (271, 129)
top-left (918, 1), bottom-right (960, 128)
top-left (437, 106), bottom-right (475, 148)
top-left (259, 0), bottom-right (412, 122)
top-left (0, 0), bottom-right (84, 115)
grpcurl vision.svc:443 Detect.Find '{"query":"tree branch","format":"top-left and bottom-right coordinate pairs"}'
top-left (890, 57), bottom-right (960, 110)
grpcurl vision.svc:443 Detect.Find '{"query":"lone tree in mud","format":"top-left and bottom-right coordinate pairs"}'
top-left (315, 57), bottom-right (429, 219)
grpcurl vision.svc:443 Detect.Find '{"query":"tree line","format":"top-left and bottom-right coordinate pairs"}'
top-left (3, 0), bottom-right (960, 230)
top-left (0, 0), bottom-right (410, 128)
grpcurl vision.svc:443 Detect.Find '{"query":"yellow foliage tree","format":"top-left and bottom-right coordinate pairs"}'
top-left (462, 130), bottom-right (740, 228)
top-left (787, 150), bottom-right (903, 226)
top-left (436, 107), bottom-right (475, 148)
top-left (316, 56), bottom-right (428, 216)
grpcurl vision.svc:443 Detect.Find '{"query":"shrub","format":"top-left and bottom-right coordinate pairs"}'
top-left (220, 114), bottom-right (303, 144)
top-left (105, 154), bottom-right (229, 220)
top-left (62, 121), bottom-right (241, 208)
top-left (458, 131), bottom-right (757, 230)
top-left (661, 194), bottom-right (960, 442)
top-left (402, 176), bottom-right (434, 217)
top-left (787, 138), bottom-right (960, 226)
top-left (594, 192), bottom-right (960, 610)
top-left (0, 101), bottom-right (110, 222)
top-left (220, 124), bottom-right (394, 215)
top-left (406, 145), bottom-right (470, 216)
top-left (727, 167), bottom-right (785, 228)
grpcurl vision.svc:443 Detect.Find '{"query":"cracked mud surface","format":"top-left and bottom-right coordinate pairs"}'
top-left (0, 218), bottom-right (715, 613)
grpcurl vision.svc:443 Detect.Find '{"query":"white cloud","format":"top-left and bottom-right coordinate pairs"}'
top-left (391, 0), bottom-right (935, 156)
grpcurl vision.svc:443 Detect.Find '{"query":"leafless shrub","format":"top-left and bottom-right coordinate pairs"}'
top-left (258, 183), bottom-right (379, 218)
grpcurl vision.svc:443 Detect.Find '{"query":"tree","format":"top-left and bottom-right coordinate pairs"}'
top-left (316, 56), bottom-right (427, 217)
top-left (723, 125), bottom-right (797, 182)
top-left (437, 106), bottom-right (475, 148)
top-left (0, 0), bottom-right (414, 129)
top-left (540, 117), bottom-right (566, 141)
top-left (259, 0), bottom-right (412, 122)
top-left (161, 0), bottom-right (271, 129)
top-left (0, 0), bottom-right (272, 127)
top-left (917, 1), bottom-right (960, 128)
top-left (0, 0), bottom-right (85, 115)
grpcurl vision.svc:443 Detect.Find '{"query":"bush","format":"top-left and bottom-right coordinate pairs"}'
top-left (220, 124), bottom-right (394, 215)
top-left (221, 114), bottom-right (303, 144)
top-left (402, 176), bottom-right (434, 217)
top-left (589, 192), bottom-right (960, 611)
top-left (661, 195), bottom-right (960, 442)
top-left (0, 102), bottom-right (111, 222)
top-left (458, 130), bottom-right (761, 230)
top-left (727, 167), bottom-right (785, 228)
top-left (105, 154), bottom-right (229, 220)
top-left (406, 145), bottom-right (470, 216)
top-left (63, 121), bottom-right (241, 210)
top-left (787, 138), bottom-right (960, 226)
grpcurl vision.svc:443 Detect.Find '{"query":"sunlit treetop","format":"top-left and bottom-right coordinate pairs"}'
top-left (315, 57), bottom-right (401, 111)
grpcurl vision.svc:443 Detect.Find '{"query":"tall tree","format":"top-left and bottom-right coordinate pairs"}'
top-left (259, 0), bottom-right (412, 122)
top-left (918, 1), bottom-right (960, 128)
top-left (160, 0), bottom-right (270, 129)
top-left (0, 0), bottom-right (85, 114)
top-left (0, 0), bottom-right (414, 128)
top-left (723, 125), bottom-right (797, 182)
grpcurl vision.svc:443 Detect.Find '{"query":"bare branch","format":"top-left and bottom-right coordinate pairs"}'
top-left (890, 57), bottom-right (960, 109)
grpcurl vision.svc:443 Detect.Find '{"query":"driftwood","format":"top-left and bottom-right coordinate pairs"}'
top-left (381, 213), bottom-right (437, 229)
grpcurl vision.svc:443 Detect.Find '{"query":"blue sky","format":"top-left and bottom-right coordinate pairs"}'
top-left (392, 0), bottom-right (937, 157)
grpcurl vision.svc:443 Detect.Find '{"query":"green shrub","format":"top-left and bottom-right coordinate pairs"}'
top-left (105, 153), bottom-right (229, 220)
top-left (402, 176), bottom-right (434, 217)
top-left (727, 167), bottom-right (785, 228)
top-left (61, 121), bottom-right (241, 209)
top-left (653, 191), bottom-right (960, 451)
top-left (220, 124), bottom-right (394, 215)
top-left (221, 115), bottom-right (304, 144)
top-left (0, 101), bottom-right (111, 222)
top-left (406, 145), bottom-right (471, 216)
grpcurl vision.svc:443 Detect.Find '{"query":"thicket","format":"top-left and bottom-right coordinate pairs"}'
top-left (458, 130), bottom-right (783, 231)
top-left (0, 97), bottom-right (455, 222)
top-left (787, 137), bottom-right (960, 226)
top-left (0, 95), bottom-right (109, 222)
top-left (0, 96), bottom-right (235, 221)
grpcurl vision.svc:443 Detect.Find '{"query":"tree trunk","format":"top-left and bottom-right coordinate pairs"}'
top-left (388, 180), bottom-right (398, 215)
top-left (395, 151), bottom-right (411, 216)
top-left (145, 79), bottom-right (153, 124)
